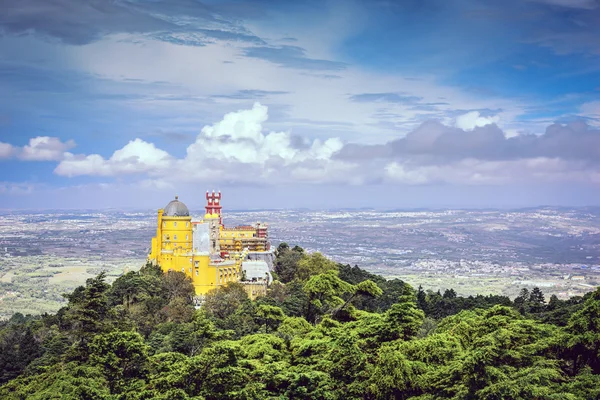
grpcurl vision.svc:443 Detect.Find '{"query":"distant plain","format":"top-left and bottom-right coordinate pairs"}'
top-left (1, 207), bottom-right (599, 318)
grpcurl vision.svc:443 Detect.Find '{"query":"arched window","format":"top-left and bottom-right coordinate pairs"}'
top-left (174, 235), bottom-right (177, 240)
top-left (186, 235), bottom-right (189, 240)
top-left (181, 268), bottom-right (185, 273)
top-left (196, 270), bottom-right (199, 276)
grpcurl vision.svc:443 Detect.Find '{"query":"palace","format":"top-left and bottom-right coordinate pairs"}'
top-left (148, 191), bottom-right (273, 299)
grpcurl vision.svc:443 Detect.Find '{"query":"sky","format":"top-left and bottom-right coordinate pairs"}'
top-left (1, 0), bottom-right (600, 210)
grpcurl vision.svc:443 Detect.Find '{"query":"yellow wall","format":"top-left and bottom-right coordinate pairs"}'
top-left (148, 209), bottom-right (243, 296)
top-left (242, 283), bottom-right (268, 299)
top-left (189, 258), bottom-right (240, 295)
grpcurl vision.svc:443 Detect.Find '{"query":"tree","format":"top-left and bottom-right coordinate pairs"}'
top-left (281, 280), bottom-right (310, 317)
top-left (108, 271), bottom-right (148, 309)
top-left (0, 325), bottom-right (42, 384)
top-left (202, 282), bottom-right (249, 321)
top-left (62, 273), bottom-right (113, 346)
top-left (3, 248), bottom-right (600, 400)
top-left (303, 271), bottom-right (353, 323)
top-left (416, 285), bottom-right (427, 312)
top-left (202, 283), bottom-right (259, 337)
top-left (367, 343), bottom-right (421, 399)
top-left (566, 287), bottom-right (600, 374)
top-left (547, 294), bottom-right (561, 311)
top-left (275, 242), bottom-right (290, 255)
top-left (382, 294), bottom-right (425, 341)
top-left (163, 297), bottom-right (195, 323)
top-left (529, 287), bottom-right (546, 313)
top-left (415, 306), bottom-right (567, 399)
top-left (333, 279), bottom-right (383, 319)
top-left (443, 288), bottom-right (457, 299)
top-left (89, 330), bottom-right (149, 394)
top-left (0, 363), bottom-right (112, 399)
top-left (276, 316), bottom-right (312, 340)
top-left (162, 271), bottom-right (195, 303)
top-left (256, 305), bottom-right (285, 333)
top-left (274, 246), bottom-right (304, 283)
top-left (296, 252), bottom-right (339, 282)
top-left (338, 264), bottom-right (386, 286)
top-left (514, 287), bottom-right (530, 314)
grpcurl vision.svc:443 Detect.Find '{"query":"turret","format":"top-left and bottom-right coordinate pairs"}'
top-left (205, 190), bottom-right (223, 226)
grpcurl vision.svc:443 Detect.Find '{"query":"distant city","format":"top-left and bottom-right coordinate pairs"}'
top-left (0, 207), bottom-right (599, 318)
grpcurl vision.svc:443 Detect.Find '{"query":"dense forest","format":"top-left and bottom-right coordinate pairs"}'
top-left (0, 243), bottom-right (599, 399)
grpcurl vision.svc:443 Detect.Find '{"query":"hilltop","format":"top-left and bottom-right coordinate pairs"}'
top-left (0, 244), bottom-right (599, 399)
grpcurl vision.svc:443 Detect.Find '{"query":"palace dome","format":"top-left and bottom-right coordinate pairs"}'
top-left (163, 196), bottom-right (190, 217)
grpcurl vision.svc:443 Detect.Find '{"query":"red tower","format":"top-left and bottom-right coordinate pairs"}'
top-left (205, 190), bottom-right (223, 225)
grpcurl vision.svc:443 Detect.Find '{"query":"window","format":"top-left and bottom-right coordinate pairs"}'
top-left (181, 268), bottom-right (185, 273)
top-left (189, 258), bottom-right (192, 263)
top-left (174, 222), bottom-right (177, 227)
top-left (174, 235), bottom-right (177, 240)
top-left (186, 222), bottom-right (189, 227)
top-left (196, 270), bottom-right (199, 276)
top-left (186, 235), bottom-right (189, 240)
top-left (195, 261), bottom-right (199, 267)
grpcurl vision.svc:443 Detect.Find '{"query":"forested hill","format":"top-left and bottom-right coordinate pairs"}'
top-left (1, 243), bottom-right (599, 399)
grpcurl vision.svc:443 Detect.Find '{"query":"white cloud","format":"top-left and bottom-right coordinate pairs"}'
top-left (580, 101), bottom-right (600, 126)
top-left (177, 102), bottom-right (347, 182)
top-left (44, 104), bottom-right (600, 187)
top-left (185, 102), bottom-right (293, 164)
top-left (0, 142), bottom-right (15, 159)
top-left (53, 103), bottom-right (347, 183)
top-left (385, 157), bottom-right (600, 185)
top-left (504, 129), bottom-right (521, 138)
top-left (455, 111), bottom-right (500, 131)
top-left (176, 102), bottom-right (347, 182)
top-left (19, 136), bottom-right (75, 161)
top-left (55, 138), bottom-right (172, 177)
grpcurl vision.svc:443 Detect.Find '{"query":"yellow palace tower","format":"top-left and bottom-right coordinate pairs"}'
top-left (149, 196), bottom-right (193, 272)
top-left (148, 192), bottom-right (273, 299)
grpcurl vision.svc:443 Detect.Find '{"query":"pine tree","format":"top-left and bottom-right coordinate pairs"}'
top-left (529, 287), bottom-right (545, 313)
top-left (416, 285), bottom-right (427, 312)
top-left (514, 288), bottom-right (530, 314)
